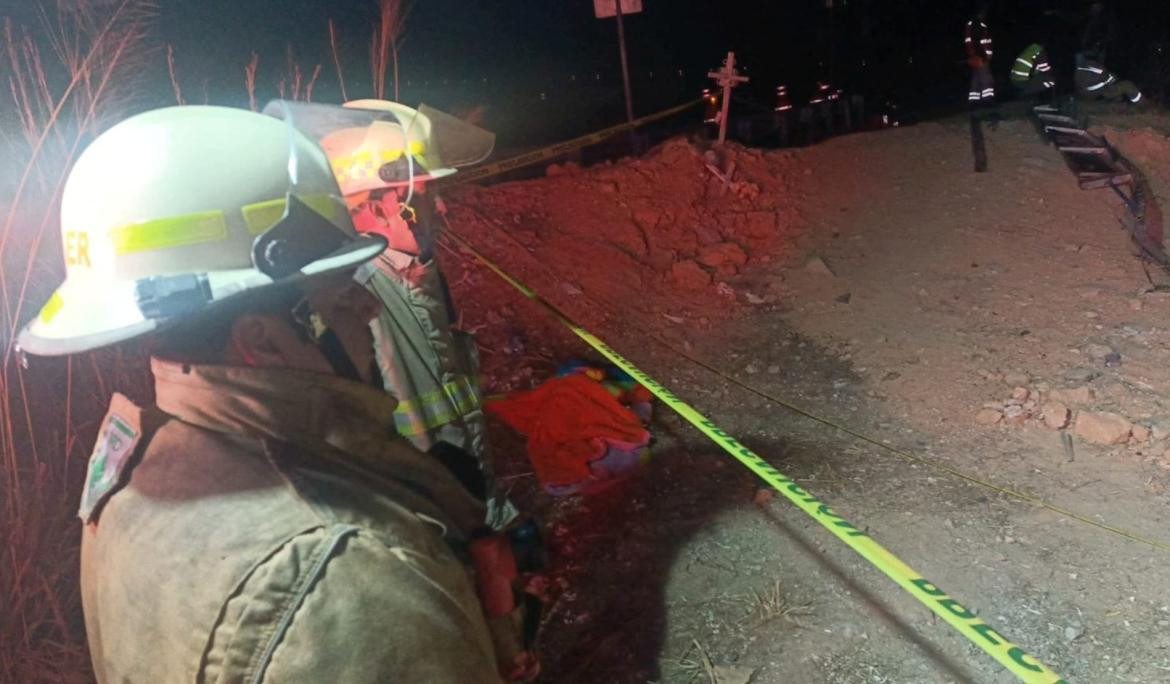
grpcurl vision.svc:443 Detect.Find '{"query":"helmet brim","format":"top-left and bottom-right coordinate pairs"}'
top-left (15, 234), bottom-right (386, 356)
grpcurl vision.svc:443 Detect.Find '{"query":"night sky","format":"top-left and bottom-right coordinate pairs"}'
top-left (5, 1), bottom-right (1170, 143)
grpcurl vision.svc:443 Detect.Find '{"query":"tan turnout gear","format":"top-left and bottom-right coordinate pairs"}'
top-left (274, 99), bottom-right (517, 528)
top-left (80, 361), bottom-right (502, 683)
top-left (18, 104), bottom-right (514, 682)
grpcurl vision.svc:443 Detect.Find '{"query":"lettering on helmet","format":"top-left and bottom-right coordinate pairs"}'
top-left (65, 231), bottom-right (91, 268)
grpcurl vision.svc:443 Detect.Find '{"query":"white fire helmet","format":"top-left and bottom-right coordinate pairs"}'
top-left (266, 99), bottom-right (495, 197)
top-left (16, 105), bottom-right (387, 356)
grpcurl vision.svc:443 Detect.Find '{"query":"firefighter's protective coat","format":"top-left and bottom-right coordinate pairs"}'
top-left (80, 358), bottom-right (501, 683)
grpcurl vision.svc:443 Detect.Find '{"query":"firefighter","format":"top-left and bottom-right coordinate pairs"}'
top-left (16, 106), bottom-right (514, 681)
top-left (773, 84), bottom-right (793, 145)
top-left (1074, 53), bottom-right (1143, 104)
top-left (808, 80), bottom-right (838, 138)
top-left (964, 6), bottom-right (995, 107)
top-left (279, 99), bottom-right (518, 531)
top-left (809, 80), bottom-right (835, 105)
top-left (1011, 43), bottom-right (1056, 98)
top-left (774, 84), bottom-right (793, 113)
top-left (702, 87), bottom-right (720, 137)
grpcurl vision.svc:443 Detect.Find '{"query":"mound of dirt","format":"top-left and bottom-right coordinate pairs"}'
top-left (445, 138), bottom-right (808, 322)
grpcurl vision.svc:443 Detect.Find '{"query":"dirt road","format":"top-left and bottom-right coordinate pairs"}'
top-left (445, 113), bottom-right (1170, 683)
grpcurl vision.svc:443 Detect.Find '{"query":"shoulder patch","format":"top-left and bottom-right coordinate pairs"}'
top-left (79, 394), bottom-right (144, 523)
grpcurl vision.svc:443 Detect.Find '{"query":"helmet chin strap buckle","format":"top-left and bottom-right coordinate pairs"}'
top-left (398, 202), bottom-right (418, 224)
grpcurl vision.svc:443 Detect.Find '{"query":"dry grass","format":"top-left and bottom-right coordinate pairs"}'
top-left (735, 579), bottom-right (813, 629)
top-left (0, 2), bottom-right (421, 680)
top-left (371, 0), bottom-right (411, 100)
top-left (0, 1), bottom-right (155, 680)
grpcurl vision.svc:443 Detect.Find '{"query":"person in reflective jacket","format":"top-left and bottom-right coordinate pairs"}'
top-left (16, 105), bottom-right (508, 683)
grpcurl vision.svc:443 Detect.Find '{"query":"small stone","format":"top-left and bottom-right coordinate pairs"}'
top-left (1064, 625), bottom-right (1085, 642)
top-left (1003, 372), bottom-right (1030, 387)
top-left (1049, 386), bottom-right (1095, 406)
top-left (1064, 368), bottom-right (1100, 383)
top-left (1151, 420), bottom-right (1170, 442)
top-left (1131, 424), bottom-right (1151, 443)
top-left (697, 242), bottom-right (748, 268)
top-left (1084, 343), bottom-right (1114, 360)
top-left (1104, 352), bottom-right (1122, 367)
top-left (1075, 411), bottom-right (1133, 445)
top-left (713, 665), bottom-right (756, 684)
top-left (804, 255), bottom-right (835, 277)
top-left (975, 408), bottom-right (1003, 425)
top-left (670, 260), bottom-right (711, 291)
top-left (1003, 405), bottom-right (1029, 426)
top-left (753, 488), bottom-right (774, 506)
top-left (745, 363), bottom-right (760, 375)
top-left (1011, 387), bottom-right (1030, 401)
top-left (1042, 403), bottom-right (1070, 430)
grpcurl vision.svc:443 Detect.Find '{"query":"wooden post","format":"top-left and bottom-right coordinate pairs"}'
top-left (615, 1), bottom-right (634, 123)
top-left (970, 113), bottom-right (988, 172)
top-left (707, 51), bottom-right (749, 145)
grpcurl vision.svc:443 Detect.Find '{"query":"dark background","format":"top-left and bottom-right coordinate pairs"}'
top-left (6, 1), bottom-right (1170, 148)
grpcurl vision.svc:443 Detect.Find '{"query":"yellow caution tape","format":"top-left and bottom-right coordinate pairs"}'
top-left (443, 99), bottom-right (703, 186)
top-left (444, 227), bottom-right (1065, 684)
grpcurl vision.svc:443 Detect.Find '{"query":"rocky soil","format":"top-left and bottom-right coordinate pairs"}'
top-left (441, 110), bottom-right (1170, 683)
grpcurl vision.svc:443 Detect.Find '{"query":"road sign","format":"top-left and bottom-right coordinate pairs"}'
top-left (594, 0), bottom-right (642, 19)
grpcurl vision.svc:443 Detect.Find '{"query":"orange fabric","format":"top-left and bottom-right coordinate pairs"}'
top-left (486, 374), bottom-right (649, 488)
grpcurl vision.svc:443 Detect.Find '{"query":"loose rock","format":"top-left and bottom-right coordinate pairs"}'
top-left (804, 255), bottom-right (835, 277)
top-left (975, 408), bottom-right (1003, 425)
top-left (1042, 403), bottom-right (1070, 430)
top-left (670, 260), bottom-right (712, 291)
top-left (1048, 386), bottom-right (1095, 406)
top-left (1074, 411), bottom-right (1133, 445)
top-left (697, 242), bottom-right (748, 268)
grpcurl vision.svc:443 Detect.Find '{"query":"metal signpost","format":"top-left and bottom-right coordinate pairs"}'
top-left (708, 51), bottom-right (749, 144)
top-left (594, 0), bottom-right (642, 123)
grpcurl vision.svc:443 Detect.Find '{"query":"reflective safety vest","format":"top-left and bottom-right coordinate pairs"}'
top-left (1075, 60), bottom-right (1116, 92)
top-left (1074, 60), bottom-right (1143, 103)
top-left (809, 82), bottom-right (837, 105)
top-left (1011, 43), bottom-right (1054, 89)
top-left (964, 19), bottom-right (993, 61)
top-left (774, 85), bottom-right (793, 112)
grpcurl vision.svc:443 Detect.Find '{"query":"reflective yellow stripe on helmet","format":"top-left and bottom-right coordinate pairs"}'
top-left (331, 140), bottom-right (426, 182)
top-left (110, 211), bottom-right (227, 256)
top-left (106, 194), bottom-right (340, 257)
top-left (39, 291), bottom-right (65, 324)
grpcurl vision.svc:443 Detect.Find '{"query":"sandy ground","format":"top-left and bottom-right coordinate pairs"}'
top-left (442, 109), bottom-right (1170, 683)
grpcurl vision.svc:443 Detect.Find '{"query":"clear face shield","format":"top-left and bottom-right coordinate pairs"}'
top-left (263, 100), bottom-right (495, 205)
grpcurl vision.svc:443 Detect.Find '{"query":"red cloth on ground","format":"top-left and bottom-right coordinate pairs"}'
top-left (486, 374), bottom-right (650, 489)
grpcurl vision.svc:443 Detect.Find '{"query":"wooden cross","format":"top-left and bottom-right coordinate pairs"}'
top-left (707, 51), bottom-right (749, 144)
